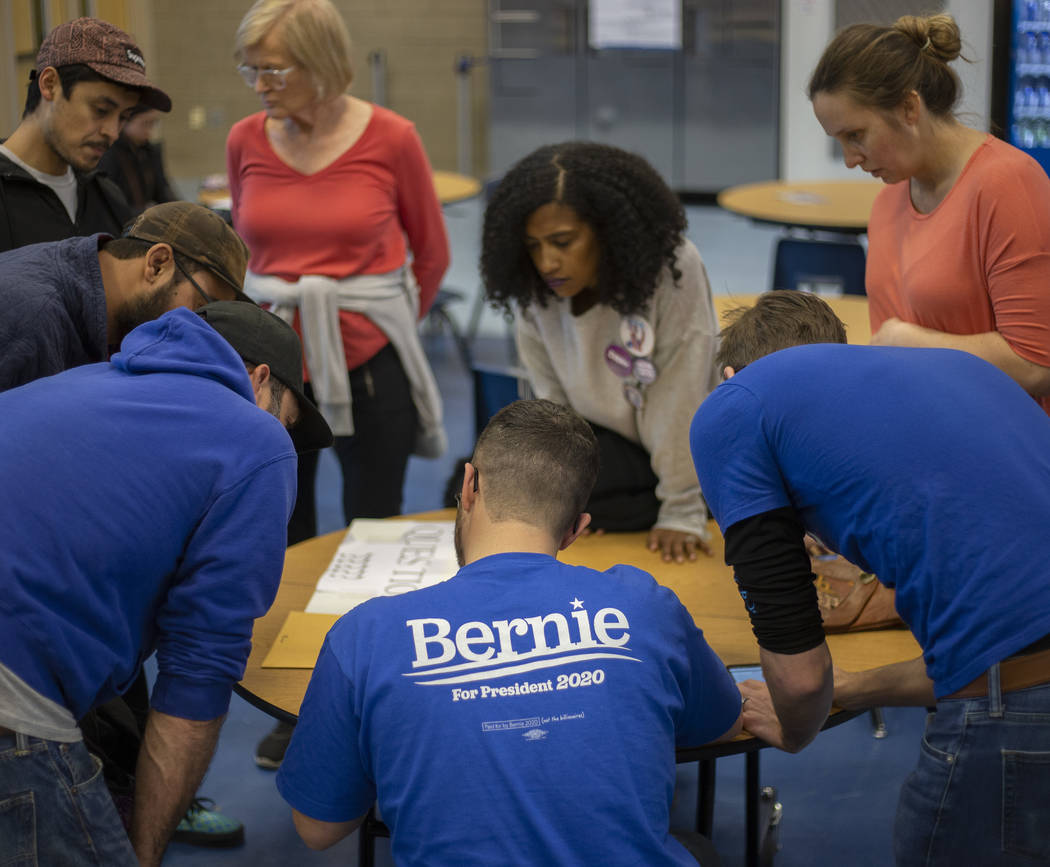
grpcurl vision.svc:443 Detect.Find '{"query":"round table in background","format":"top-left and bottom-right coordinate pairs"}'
top-left (198, 169), bottom-right (482, 211)
top-left (717, 179), bottom-right (883, 233)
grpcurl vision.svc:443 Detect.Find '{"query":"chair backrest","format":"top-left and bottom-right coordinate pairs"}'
top-left (772, 237), bottom-right (867, 296)
top-left (471, 363), bottom-right (534, 441)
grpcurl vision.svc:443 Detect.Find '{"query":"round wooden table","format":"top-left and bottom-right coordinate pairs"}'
top-left (431, 169), bottom-right (482, 205)
top-left (717, 179), bottom-right (883, 233)
top-left (237, 292), bottom-right (890, 720)
top-left (236, 512), bottom-right (918, 867)
top-left (714, 293), bottom-right (871, 344)
top-left (236, 293), bottom-right (910, 866)
top-left (198, 169), bottom-right (482, 212)
top-left (237, 517), bottom-right (917, 721)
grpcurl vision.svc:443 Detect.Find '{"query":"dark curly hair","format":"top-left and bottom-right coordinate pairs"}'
top-left (481, 142), bottom-right (687, 316)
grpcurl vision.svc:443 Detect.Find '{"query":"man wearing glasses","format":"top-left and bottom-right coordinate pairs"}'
top-left (0, 201), bottom-right (251, 392)
top-left (0, 200), bottom-right (255, 845)
top-left (0, 17), bottom-right (171, 252)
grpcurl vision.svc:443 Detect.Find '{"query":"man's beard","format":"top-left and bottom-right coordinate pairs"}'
top-left (265, 379), bottom-right (287, 422)
top-left (43, 116), bottom-right (108, 173)
top-left (454, 501), bottom-right (465, 567)
top-left (113, 276), bottom-right (180, 344)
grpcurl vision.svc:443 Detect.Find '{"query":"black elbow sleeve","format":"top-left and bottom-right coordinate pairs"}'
top-left (724, 508), bottom-right (827, 655)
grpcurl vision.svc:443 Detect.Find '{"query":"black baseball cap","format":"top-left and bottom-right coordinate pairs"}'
top-left (197, 301), bottom-right (333, 453)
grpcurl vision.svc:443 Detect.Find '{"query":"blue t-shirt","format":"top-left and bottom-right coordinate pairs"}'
top-left (690, 343), bottom-right (1050, 697)
top-left (277, 552), bottom-right (740, 866)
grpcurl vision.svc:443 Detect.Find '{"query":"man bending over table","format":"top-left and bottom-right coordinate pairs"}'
top-left (277, 398), bottom-right (742, 865)
top-left (689, 290), bottom-right (1050, 866)
top-left (0, 302), bottom-right (332, 865)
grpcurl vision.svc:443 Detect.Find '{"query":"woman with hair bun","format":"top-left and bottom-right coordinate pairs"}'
top-left (481, 142), bottom-right (719, 564)
top-left (810, 13), bottom-right (1050, 414)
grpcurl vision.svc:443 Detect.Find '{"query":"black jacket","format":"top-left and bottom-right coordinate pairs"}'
top-left (98, 137), bottom-right (177, 216)
top-left (0, 148), bottom-right (132, 253)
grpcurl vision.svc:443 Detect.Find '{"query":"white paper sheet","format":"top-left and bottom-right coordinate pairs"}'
top-left (304, 519), bottom-right (458, 615)
top-left (589, 0), bottom-right (681, 50)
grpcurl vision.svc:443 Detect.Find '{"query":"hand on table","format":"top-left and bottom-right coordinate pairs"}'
top-left (738, 680), bottom-right (790, 750)
top-left (647, 527), bottom-right (711, 564)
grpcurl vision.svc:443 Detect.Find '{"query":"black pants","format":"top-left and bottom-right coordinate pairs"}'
top-left (585, 422), bottom-right (660, 532)
top-left (288, 343), bottom-right (418, 545)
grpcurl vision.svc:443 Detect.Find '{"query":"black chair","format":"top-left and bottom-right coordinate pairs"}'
top-left (471, 363), bottom-right (533, 441)
top-left (423, 287), bottom-right (473, 370)
top-left (771, 236), bottom-right (867, 296)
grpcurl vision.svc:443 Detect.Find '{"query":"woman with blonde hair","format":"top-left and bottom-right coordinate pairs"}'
top-left (810, 13), bottom-right (1050, 415)
top-left (227, 0), bottom-right (449, 767)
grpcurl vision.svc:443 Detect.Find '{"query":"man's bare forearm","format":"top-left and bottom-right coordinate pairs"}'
top-left (131, 709), bottom-right (225, 866)
top-left (760, 644), bottom-right (833, 752)
top-left (834, 655), bottom-right (935, 709)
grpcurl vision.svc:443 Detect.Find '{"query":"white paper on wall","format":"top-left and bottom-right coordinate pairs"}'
top-left (589, 0), bottom-right (681, 50)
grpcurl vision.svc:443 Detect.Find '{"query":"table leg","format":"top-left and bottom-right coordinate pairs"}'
top-left (695, 758), bottom-right (716, 837)
top-left (745, 751), bottom-right (783, 867)
top-left (746, 751), bottom-right (760, 867)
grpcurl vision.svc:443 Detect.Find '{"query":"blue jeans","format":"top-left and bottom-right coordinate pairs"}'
top-left (0, 732), bottom-right (137, 865)
top-left (894, 672), bottom-right (1050, 866)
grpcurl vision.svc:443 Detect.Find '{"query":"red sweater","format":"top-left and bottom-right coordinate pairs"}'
top-left (226, 105), bottom-right (450, 370)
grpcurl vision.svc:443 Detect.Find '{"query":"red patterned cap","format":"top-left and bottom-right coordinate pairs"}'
top-left (36, 18), bottom-right (171, 112)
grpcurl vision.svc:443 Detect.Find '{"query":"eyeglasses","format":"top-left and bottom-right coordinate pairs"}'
top-left (175, 259), bottom-right (215, 306)
top-left (237, 64), bottom-right (295, 90)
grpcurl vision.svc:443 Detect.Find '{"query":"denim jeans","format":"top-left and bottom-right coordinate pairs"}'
top-left (0, 732), bottom-right (137, 865)
top-left (894, 672), bottom-right (1050, 866)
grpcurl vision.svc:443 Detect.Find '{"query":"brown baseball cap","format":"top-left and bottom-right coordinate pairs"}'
top-left (124, 202), bottom-right (253, 301)
top-left (36, 18), bottom-right (171, 112)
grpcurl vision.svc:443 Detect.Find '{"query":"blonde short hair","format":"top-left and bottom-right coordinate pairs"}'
top-left (234, 0), bottom-right (352, 99)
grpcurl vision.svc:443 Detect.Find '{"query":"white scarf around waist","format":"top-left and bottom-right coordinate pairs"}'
top-left (244, 267), bottom-right (446, 457)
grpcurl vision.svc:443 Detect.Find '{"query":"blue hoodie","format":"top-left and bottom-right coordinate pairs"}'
top-left (0, 308), bottom-right (297, 722)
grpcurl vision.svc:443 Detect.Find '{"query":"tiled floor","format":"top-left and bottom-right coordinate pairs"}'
top-left (162, 203), bottom-right (925, 866)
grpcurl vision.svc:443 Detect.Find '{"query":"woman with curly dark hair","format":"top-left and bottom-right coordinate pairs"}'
top-left (481, 141), bottom-right (719, 564)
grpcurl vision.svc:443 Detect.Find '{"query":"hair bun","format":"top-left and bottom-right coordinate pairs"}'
top-left (895, 13), bottom-right (961, 63)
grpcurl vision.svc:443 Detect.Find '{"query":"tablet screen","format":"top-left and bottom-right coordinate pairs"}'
top-left (728, 664), bottom-right (764, 683)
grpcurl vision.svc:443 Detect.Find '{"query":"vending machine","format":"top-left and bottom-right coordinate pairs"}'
top-left (995, 0), bottom-right (1050, 176)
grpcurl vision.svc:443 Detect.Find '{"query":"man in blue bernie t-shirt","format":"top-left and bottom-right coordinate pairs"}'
top-left (689, 290), bottom-right (1050, 866)
top-left (277, 398), bottom-right (743, 865)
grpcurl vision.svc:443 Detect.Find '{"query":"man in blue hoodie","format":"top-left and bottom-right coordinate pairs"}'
top-left (0, 302), bottom-right (332, 866)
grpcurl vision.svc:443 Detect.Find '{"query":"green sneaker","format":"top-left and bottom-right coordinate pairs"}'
top-left (171, 798), bottom-right (245, 848)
